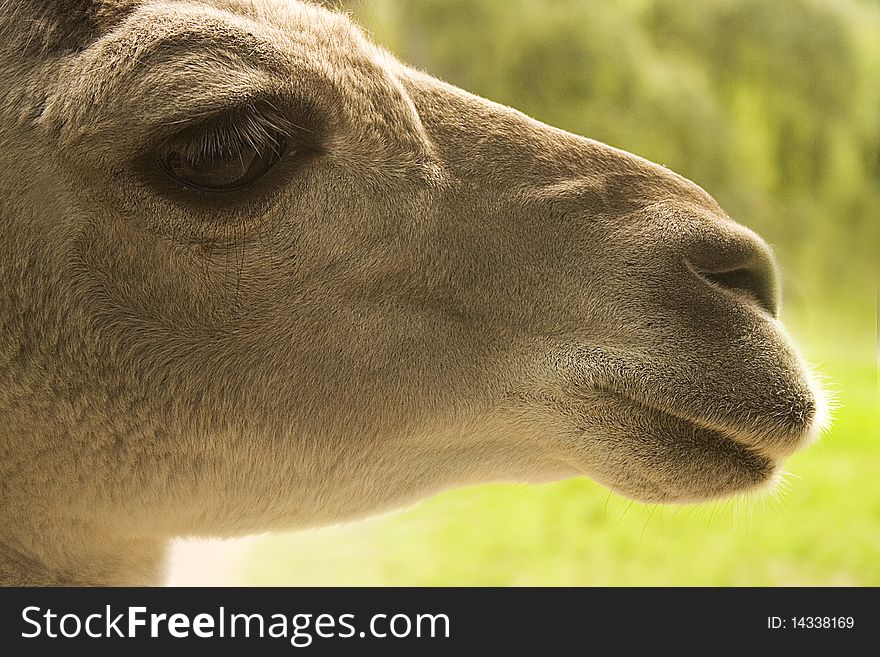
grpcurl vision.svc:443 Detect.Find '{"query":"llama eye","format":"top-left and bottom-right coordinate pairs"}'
top-left (158, 135), bottom-right (286, 192)
top-left (152, 105), bottom-right (295, 194)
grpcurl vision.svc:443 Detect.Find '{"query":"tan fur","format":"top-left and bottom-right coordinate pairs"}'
top-left (0, 0), bottom-right (825, 585)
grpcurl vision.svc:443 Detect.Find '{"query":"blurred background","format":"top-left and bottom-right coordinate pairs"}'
top-left (170, 0), bottom-right (879, 586)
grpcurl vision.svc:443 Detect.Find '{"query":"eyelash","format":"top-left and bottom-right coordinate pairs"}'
top-left (161, 104), bottom-right (296, 164)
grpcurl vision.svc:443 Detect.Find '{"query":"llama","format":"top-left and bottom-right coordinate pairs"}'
top-left (0, 0), bottom-right (825, 585)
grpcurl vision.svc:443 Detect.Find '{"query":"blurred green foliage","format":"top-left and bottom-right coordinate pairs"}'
top-left (236, 0), bottom-right (878, 585)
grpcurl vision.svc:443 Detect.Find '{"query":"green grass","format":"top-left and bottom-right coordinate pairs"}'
top-left (239, 301), bottom-right (878, 586)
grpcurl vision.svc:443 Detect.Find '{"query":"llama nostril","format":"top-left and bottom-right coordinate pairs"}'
top-left (700, 260), bottom-right (779, 317)
top-left (685, 223), bottom-right (781, 317)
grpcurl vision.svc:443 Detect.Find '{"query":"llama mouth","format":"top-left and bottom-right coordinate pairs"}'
top-left (557, 342), bottom-right (823, 468)
top-left (591, 381), bottom-right (821, 460)
top-left (608, 390), bottom-right (779, 460)
top-left (551, 386), bottom-right (790, 503)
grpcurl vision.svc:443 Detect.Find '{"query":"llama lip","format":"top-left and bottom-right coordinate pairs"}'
top-left (595, 386), bottom-right (778, 453)
top-left (518, 381), bottom-right (782, 502)
top-left (588, 380), bottom-right (820, 460)
top-left (581, 389), bottom-right (782, 502)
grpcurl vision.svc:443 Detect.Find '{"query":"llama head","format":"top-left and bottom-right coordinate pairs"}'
top-left (0, 0), bottom-right (826, 549)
